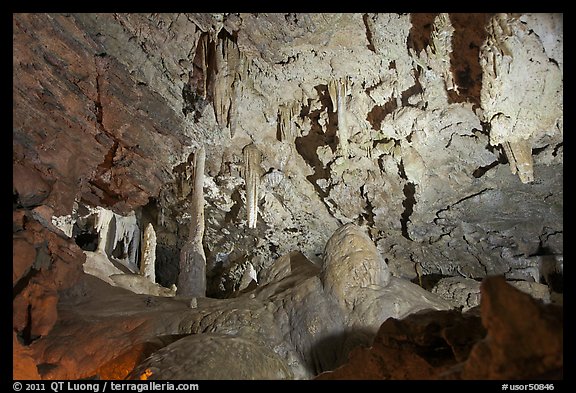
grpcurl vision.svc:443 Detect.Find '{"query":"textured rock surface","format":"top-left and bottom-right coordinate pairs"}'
top-left (128, 333), bottom-right (293, 380)
top-left (13, 210), bottom-right (85, 342)
top-left (316, 308), bottom-right (485, 380)
top-left (461, 276), bottom-right (562, 379)
top-left (26, 224), bottom-right (451, 380)
top-left (432, 276), bottom-right (482, 311)
top-left (317, 276), bottom-right (562, 380)
top-left (13, 332), bottom-right (42, 380)
top-left (13, 13), bottom-right (562, 294)
top-left (13, 12), bottom-right (562, 380)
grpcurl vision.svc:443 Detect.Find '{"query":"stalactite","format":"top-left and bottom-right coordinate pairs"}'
top-left (213, 38), bottom-right (231, 128)
top-left (140, 222), bottom-right (157, 283)
top-left (429, 13), bottom-right (458, 93)
top-left (177, 145), bottom-right (207, 297)
top-left (504, 140), bottom-right (534, 183)
top-left (278, 101), bottom-right (299, 144)
top-left (243, 144), bottom-right (261, 229)
top-left (480, 13), bottom-right (561, 184)
top-left (93, 207), bottom-right (140, 272)
top-left (200, 34), bottom-right (209, 100)
top-left (229, 78), bottom-right (240, 138)
top-left (328, 78), bottom-right (350, 156)
top-left (95, 207), bottom-right (114, 254)
top-left (213, 36), bottom-right (242, 132)
top-left (229, 52), bottom-right (249, 138)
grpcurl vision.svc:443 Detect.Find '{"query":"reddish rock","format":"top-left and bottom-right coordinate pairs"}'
top-left (13, 332), bottom-right (41, 380)
top-left (316, 276), bottom-right (563, 380)
top-left (13, 209), bottom-right (26, 232)
top-left (13, 163), bottom-right (51, 208)
top-left (29, 284), bottom-right (60, 338)
top-left (461, 276), bottom-right (563, 379)
top-left (316, 309), bottom-right (485, 380)
top-left (13, 13), bottom-right (188, 216)
top-left (13, 237), bottom-right (37, 285)
top-left (13, 213), bottom-right (85, 343)
top-left (31, 205), bottom-right (54, 223)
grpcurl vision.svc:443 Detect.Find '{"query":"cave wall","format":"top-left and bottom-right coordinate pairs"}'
top-left (13, 13), bottom-right (562, 296)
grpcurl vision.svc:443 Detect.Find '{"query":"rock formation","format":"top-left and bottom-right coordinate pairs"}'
top-left (13, 12), bottom-right (562, 380)
top-left (317, 276), bottom-right (562, 380)
top-left (177, 146), bottom-right (207, 297)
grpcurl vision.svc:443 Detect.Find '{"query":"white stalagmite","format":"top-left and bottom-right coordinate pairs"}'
top-left (177, 145), bottom-right (207, 297)
top-left (328, 78), bottom-right (350, 156)
top-left (140, 222), bottom-right (157, 283)
top-left (243, 144), bottom-right (261, 229)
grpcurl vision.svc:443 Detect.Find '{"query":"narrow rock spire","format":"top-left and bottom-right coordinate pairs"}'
top-left (177, 145), bottom-right (207, 297)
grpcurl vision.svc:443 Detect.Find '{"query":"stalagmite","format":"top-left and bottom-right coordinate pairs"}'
top-left (177, 145), bottom-right (207, 297)
top-left (140, 222), bottom-right (157, 283)
top-left (328, 78), bottom-right (350, 155)
top-left (243, 144), bottom-right (261, 229)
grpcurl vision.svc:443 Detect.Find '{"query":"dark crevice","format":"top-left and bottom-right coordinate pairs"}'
top-left (364, 79), bottom-right (385, 95)
top-left (401, 68), bottom-right (423, 107)
top-left (225, 187), bottom-right (242, 224)
top-left (401, 182), bottom-right (416, 241)
top-left (398, 160), bottom-right (415, 241)
top-left (360, 185), bottom-right (376, 229)
top-left (532, 144), bottom-right (550, 156)
top-left (446, 13), bottom-right (494, 108)
top-left (276, 110), bottom-right (282, 142)
top-left (21, 304), bottom-right (40, 345)
top-left (373, 137), bottom-right (401, 150)
top-left (295, 85), bottom-right (337, 203)
top-left (407, 13), bottom-right (437, 54)
top-left (377, 156), bottom-right (386, 173)
top-left (472, 160), bottom-right (500, 178)
top-left (411, 273), bottom-right (450, 291)
top-left (13, 267), bottom-right (38, 300)
top-left (362, 14), bottom-right (376, 52)
top-left (434, 188), bottom-right (492, 224)
top-left (552, 142), bottom-right (563, 157)
top-left (367, 97), bottom-right (398, 131)
top-left (275, 54), bottom-right (299, 65)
